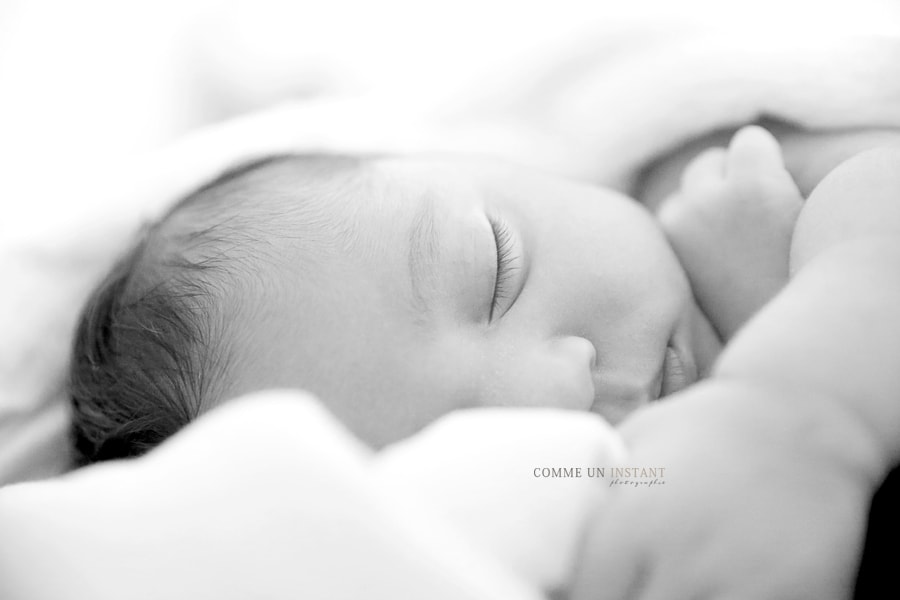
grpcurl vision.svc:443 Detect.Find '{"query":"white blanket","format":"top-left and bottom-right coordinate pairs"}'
top-left (0, 393), bottom-right (625, 598)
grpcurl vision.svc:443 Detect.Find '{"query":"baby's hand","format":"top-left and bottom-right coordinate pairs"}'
top-left (659, 126), bottom-right (803, 340)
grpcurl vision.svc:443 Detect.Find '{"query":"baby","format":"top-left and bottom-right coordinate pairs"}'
top-left (64, 122), bottom-right (900, 597)
top-left (69, 125), bottom-right (803, 463)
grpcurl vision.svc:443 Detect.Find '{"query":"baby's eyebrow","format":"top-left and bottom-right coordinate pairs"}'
top-left (407, 197), bottom-right (440, 316)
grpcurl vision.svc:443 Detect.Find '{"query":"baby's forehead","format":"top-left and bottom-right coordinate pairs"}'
top-left (169, 155), bottom-right (377, 239)
top-left (177, 154), bottom-right (514, 271)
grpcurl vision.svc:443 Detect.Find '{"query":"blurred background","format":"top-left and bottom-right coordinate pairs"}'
top-left (2, 0), bottom-right (899, 234)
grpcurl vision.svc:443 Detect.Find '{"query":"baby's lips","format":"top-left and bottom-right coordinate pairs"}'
top-left (660, 344), bottom-right (698, 397)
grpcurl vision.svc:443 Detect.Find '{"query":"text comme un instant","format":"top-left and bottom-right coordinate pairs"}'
top-left (533, 467), bottom-right (666, 479)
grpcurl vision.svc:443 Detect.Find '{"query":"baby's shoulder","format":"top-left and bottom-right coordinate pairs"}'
top-left (774, 121), bottom-right (900, 197)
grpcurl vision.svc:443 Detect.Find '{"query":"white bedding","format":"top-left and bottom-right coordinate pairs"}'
top-left (3, 5), bottom-right (900, 598)
top-left (0, 392), bottom-right (624, 598)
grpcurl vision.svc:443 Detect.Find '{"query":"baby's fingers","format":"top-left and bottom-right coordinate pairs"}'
top-left (726, 125), bottom-right (788, 183)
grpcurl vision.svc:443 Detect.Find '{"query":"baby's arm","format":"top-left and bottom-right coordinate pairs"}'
top-left (572, 147), bottom-right (900, 599)
top-left (659, 126), bottom-right (803, 340)
top-left (723, 145), bottom-right (900, 468)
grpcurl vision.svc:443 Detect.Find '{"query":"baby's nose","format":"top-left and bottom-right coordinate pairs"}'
top-left (559, 336), bottom-right (597, 371)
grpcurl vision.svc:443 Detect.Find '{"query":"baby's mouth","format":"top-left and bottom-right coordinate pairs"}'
top-left (659, 342), bottom-right (698, 398)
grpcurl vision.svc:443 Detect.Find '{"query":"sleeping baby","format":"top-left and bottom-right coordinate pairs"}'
top-left (68, 126), bottom-right (800, 462)
top-left (65, 123), bottom-right (900, 597)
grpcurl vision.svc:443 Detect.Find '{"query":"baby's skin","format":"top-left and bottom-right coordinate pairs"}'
top-left (571, 133), bottom-right (900, 599)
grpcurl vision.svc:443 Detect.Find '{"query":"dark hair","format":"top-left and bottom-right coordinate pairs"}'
top-left (69, 154), bottom-right (361, 466)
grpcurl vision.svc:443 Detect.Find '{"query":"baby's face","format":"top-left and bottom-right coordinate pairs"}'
top-left (226, 155), bottom-right (714, 446)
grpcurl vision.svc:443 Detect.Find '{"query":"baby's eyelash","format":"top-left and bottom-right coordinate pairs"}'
top-left (489, 216), bottom-right (518, 320)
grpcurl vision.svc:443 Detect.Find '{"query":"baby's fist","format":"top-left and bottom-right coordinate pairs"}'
top-left (659, 126), bottom-right (804, 339)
